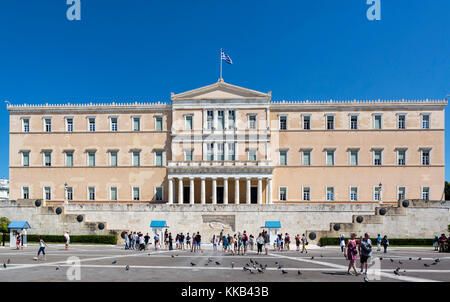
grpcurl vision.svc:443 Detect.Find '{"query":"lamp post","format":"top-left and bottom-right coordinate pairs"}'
top-left (378, 182), bottom-right (382, 205)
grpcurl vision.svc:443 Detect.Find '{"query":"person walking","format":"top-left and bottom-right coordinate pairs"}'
top-left (339, 234), bottom-right (346, 254)
top-left (242, 231), bottom-right (248, 255)
top-left (376, 234), bottom-right (382, 252)
top-left (186, 233), bottom-right (191, 250)
top-left (222, 234), bottom-right (228, 252)
top-left (285, 233), bottom-right (291, 251)
top-left (301, 233), bottom-right (308, 254)
top-left (144, 233), bottom-right (150, 250)
top-left (256, 233), bottom-right (264, 255)
top-left (381, 235), bottom-right (389, 253)
top-left (263, 230), bottom-right (270, 255)
top-left (37, 236), bottom-right (48, 261)
top-left (249, 234), bottom-right (254, 251)
top-left (344, 233), bottom-right (359, 275)
top-left (154, 233), bottom-right (160, 251)
top-left (359, 233), bottom-right (373, 275)
top-left (212, 235), bottom-right (218, 251)
top-left (124, 232), bottom-right (130, 250)
top-left (15, 233), bottom-right (21, 250)
top-left (276, 234), bottom-right (282, 251)
top-left (139, 233), bottom-right (146, 251)
top-left (295, 234), bottom-right (301, 252)
top-left (168, 233), bottom-right (173, 251)
top-left (64, 231), bottom-right (70, 251)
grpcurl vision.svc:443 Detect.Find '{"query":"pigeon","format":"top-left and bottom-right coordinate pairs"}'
top-left (243, 267), bottom-right (249, 271)
top-left (231, 262), bottom-right (235, 268)
top-left (112, 260), bottom-right (117, 264)
top-left (435, 259), bottom-right (440, 263)
top-left (403, 270), bottom-right (406, 273)
top-left (190, 262), bottom-right (196, 266)
top-left (418, 257), bottom-right (422, 261)
top-left (431, 262), bottom-right (437, 265)
top-left (3, 263), bottom-right (6, 268)
top-left (257, 268), bottom-right (264, 273)
top-left (424, 263), bottom-right (430, 267)
top-left (399, 261), bottom-right (403, 265)
top-left (363, 277), bottom-right (369, 282)
top-left (390, 259), bottom-right (394, 263)
top-left (215, 261), bottom-right (221, 265)
top-left (125, 265), bottom-right (130, 271)
top-left (250, 259), bottom-right (254, 264)
top-left (379, 257), bottom-right (383, 261)
top-left (297, 270), bottom-right (302, 275)
top-left (394, 270), bottom-right (400, 276)
top-left (275, 262), bottom-right (278, 265)
top-left (246, 263), bottom-right (250, 267)
top-left (7, 259), bottom-right (10, 264)
top-left (311, 256), bottom-right (314, 260)
top-left (204, 263), bottom-right (208, 266)
top-left (176, 254), bottom-right (179, 256)
top-left (171, 255), bottom-right (174, 258)
top-left (409, 258), bottom-right (412, 261)
top-left (255, 261), bottom-right (259, 265)
top-left (281, 270), bottom-right (288, 274)
top-left (249, 270), bottom-right (255, 274)
top-left (277, 264), bottom-right (283, 269)
top-left (56, 266), bottom-right (60, 271)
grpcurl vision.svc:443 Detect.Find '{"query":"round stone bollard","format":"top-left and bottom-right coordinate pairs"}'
top-left (356, 216), bottom-right (364, 223)
top-left (76, 215), bottom-right (83, 222)
top-left (55, 207), bottom-right (62, 215)
top-left (402, 200), bottom-right (410, 208)
top-left (379, 208), bottom-right (387, 215)
top-left (98, 223), bottom-right (105, 230)
top-left (308, 232), bottom-right (316, 240)
top-left (333, 224), bottom-right (340, 231)
top-left (35, 199), bottom-right (41, 207)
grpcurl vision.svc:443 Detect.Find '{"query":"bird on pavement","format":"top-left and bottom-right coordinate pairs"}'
top-left (409, 258), bottom-right (412, 261)
top-left (390, 259), bottom-right (394, 263)
top-left (56, 266), bottom-right (60, 271)
top-left (418, 257), bottom-right (422, 261)
top-left (277, 264), bottom-right (283, 269)
top-left (297, 270), bottom-right (302, 276)
top-left (431, 262), bottom-right (437, 265)
top-left (281, 270), bottom-right (288, 274)
top-left (125, 265), bottom-right (130, 271)
top-left (215, 261), bottom-right (221, 265)
top-left (399, 261), bottom-right (403, 265)
top-left (249, 270), bottom-right (255, 274)
top-left (250, 259), bottom-right (254, 264)
top-left (394, 270), bottom-right (400, 276)
top-left (171, 255), bottom-right (174, 258)
top-left (363, 277), bottom-right (369, 282)
top-left (204, 263), bottom-right (208, 266)
top-left (243, 267), bottom-right (249, 272)
top-left (190, 262), bottom-right (196, 266)
top-left (311, 256), bottom-right (314, 260)
top-left (424, 263), bottom-right (430, 267)
top-left (257, 268), bottom-right (264, 273)
top-left (112, 260), bottom-right (117, 264)
top-left (379, 257), bottom-right (383, 261)
top-left (3, 263), bottom-right (6, 268)
top-left (435, 259), bottom-right (440, 263)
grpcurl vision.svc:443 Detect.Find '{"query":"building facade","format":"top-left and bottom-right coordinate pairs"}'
top-left (8, 79), bottom-right (447, 205)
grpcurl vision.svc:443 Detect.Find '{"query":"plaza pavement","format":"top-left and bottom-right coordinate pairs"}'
top-left (0, 244), bottom-right (449, 282)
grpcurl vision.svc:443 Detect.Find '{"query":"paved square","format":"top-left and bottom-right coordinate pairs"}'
top-left (0, 244), bottom-right (449, 282)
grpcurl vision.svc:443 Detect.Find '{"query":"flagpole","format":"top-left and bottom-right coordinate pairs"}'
top-left (220, 48), bottom-right (222, 80)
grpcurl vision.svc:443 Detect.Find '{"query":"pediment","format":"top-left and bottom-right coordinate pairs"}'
top-left (171, 79), bottom-right (271, 101)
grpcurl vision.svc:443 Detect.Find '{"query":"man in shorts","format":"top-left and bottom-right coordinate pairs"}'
top-left (64, 231), bottom-right (70, 251)
top-left (359, 233), bottom-right (373, 275)
top-left (263, 230), bottom-right (270, 255)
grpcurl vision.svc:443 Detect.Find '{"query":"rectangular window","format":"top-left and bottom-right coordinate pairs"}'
top-left (66, 118), bottom-right (73, 132)
top-left (207, 143), bottom-right (214, 161)
top-left (22, 118), bottom-right (30, 132)
top-left (398, 115), bottom-right (406, 129)
top-left (88, 118), bottom-right (96, 132)
top-left (326, 187), bottom-right (334, 201)
top-left (132, 151), bottom-right (140, 166)
top-left (422, 115), bottom-right (430, 129)
top-left (397, 150), bottom-right (406, 166)
top-left (373, 115), bottom-right (382, 129)
top-left (302, 151), bottom-right (311, 166)
top-left (184, 150), bottom-right (193, 161)
top-left (44, 152), bottom-right (52, 166)
top-left (279, 115), bottom-right (287, 130)
top-left (155, 151), bottom-right (163, 166)
top-left (326, 116), bottom-right (334, 130)
top-left (155, 187), bottom-right (163, 201)
top-left (227, 143), bottom-right (235, 161)
top-left (248, 115), bottom-right (257, 130)
top-left (133, 187), bottom-right (140, 201)
top-left (228, 110), bottom-right (235, 129)
top-left (350, 115), bottom-right (358, 130)
top-left (350, 187), bottom-right (358, 201)
top-left (303, 115), bottom-right (311, 130)
top-left (207, 111), bottom-right (214, 130)
top-left (44, 118), bottom-right (52, 132)
top-left (279, 187), bottom-right (287, 201)
top-left (22, 152), bottom-right (30, 166)
top-left (66, 187), bottom-right (73, 201)
top-left (110, 152), bottom-right (118, 166)
top-left (88, 187), bottom-right (95, 201)
top-left (326, 150), bottom-right (335, 166)
top-left (88, 152), bottom-right (96, 167)
top-left (303, 187), bottom-right (310, 201)
top-left (22, 187), bottom-right (29, 199)
top-left (374, 186), bottom-right (381, 201)
top-left (373, 150), bottom-right (382, 166)
top-left (422, 187), bottom-right (430, 200)
top-left (65, 152), bottom-right (74, 167)
top-left (185, 115), bottom-right (193, 130)
top-left (133, 117), bottom-right (140, 131)
top-left (44, 187), bottom-right (51, 200)
top-left (110, 187), bottom-right (118, 201)
top-left (110, 117), bottom-right (118, 132)
top-left (398, 187), bottom-right (406, 200)
top-left (155, 116), bottom-right (163, 131)
top-left (350, 151), bottom-right (358, 166)
top-left (248, 149), bottom-right (257, 161)
top-left (217, 143), bottom-right (224, 161)
top-left (279, 151), bottom-right (287, 166)
top-left (421, 150), bottom-right (430, 165)
top-left (217, 110), bottom-right (224, 130)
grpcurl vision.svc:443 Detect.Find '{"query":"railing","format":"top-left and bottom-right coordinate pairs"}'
top-left (168, 160), bottom-right (273, 167)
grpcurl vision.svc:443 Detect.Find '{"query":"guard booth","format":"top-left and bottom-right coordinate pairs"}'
top-left (8, 221), bottom-right (32, 248)
top-left (150, 220), bottom-right (169, 247)
top-left (261, 221), bottom-right (281, 248)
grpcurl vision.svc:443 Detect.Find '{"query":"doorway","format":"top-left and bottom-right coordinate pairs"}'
top-left (217, 187), bottom-right (224, 204)
top-left (251, 187), bottom-right (257, 204)
top-left (183, 187), bottom-right (190, 204)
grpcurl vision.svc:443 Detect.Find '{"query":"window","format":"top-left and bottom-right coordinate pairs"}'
top-left (326, 115), bottom-right (334, 130)
top-left (66, 187), bottom-right (73, 201)
top-left (44, 187), bottom-right (51, 200)
top-left (279, 151), bottom-right (287, 166)
top-left (65, 152), bottom-right (74, 167)
top-left (22, 118), bottom-right (30, 132)
top-left (184, 149), bottom-right (193, 161)
top-left (88, 187), bottom-right (95, 201)
top-left (350, 150), bottom-right (358, 166)
top-left (88, 118), bottom-right (96, 132)
top-left (110, 151), bottom-right (118, 166)
top-left (110, 117), bottom-right (118, 132)
top-left (207, 111), bottom-right (214, 130)
top-left (422, 187), bottom-right (430, 200)
top-left (248, 115), bottom-right (257, 130)
top-left (155, 151), bottom-right (163, 166)
top-left (303, 115), bottom-right (311, 130)
top-left (373, 150), bottom-right (382, 166)
top-left (397, 150), bottom-right (406, 166)
top-left (22, 187), bottom-right (29, 199)
top-left (279, 115), bottom-right (287, 130)
top-left (398, 187), bottom-right (406, 200)
top-left (110, 187), bottom-right (118, 201)
top-left (155, 187), bottom-right (163, 201)
top-left (248, 149), bottom-right (257, 161)
top-left (279, 187), bottom-right (287, 201)
top-left (22, 152), bottom-right (30, 166)
top-left (44, 152), bottom-right (52, 166)
top-left (302, 151), bottom-right (311, 166)
top-left (421, 114), bottom-right (430, 129)
top-left (398, 115), bottom-right (406, 129)
top-left (373, 115), bottom-right (382, 129)
top-left (217, 143), bottom-right (224, 161)
top-left (326, 150), bottom-right (335, 166)
top-left (228, 110), bottom-right (235, 129)
top-left (87, 152), bottom-right (96, 167)
top-left (303, 187), bottom-right (310, 201)
top-left (217, 110), bottom-right (224, 130)
top-left (350, 187), bottom-right (358, 201)
top-left (132, 151), bottom-right (140, 166)
top-left (133, 187), bottom-right (140, 201)
top-left (133, 117), bottom-right (140, 131)
top-left (44, 118), bottom-right (52, 132)
top-left (227, 143), bottom-right (235, 161)
top-left (374, 186), bottom-right (381, 201)
top-left (350, 115), bottom-right (358, 130)
top-left (326, 187), bottom-right (334, 201)
top-left (421, 150), bottom-right (430, 165)
top-left (206, 143), bottom-right (214, 161)
top-left (155, 116), bottom-right (163, 131)
top-left (185, 115), bottom-right (193, 130)
top-left (64, 118), bottom-right (73, 132)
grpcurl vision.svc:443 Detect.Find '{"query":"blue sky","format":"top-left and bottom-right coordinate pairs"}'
top-left (0, 1), bottom-right (448, 179)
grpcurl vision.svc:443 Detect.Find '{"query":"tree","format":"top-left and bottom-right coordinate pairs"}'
top-left (445, 182), bottom-right (450, 201)
top-left (0, 217), bottom-right (10, 246)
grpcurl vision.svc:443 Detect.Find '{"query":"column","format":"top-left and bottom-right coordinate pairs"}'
top-left (234, 177), bottom-right (240, 204)
top-left (212, 178), bottom-right (217, 204)
top-left (178, 178), bottom-right (183, 204)
top-left (168, 178), bottom-right (173, 204)
top-left (189, 177), bottom-right (195, 205)
top-left (246, 178), bottom-right (251, 204)
top-left (201, 177), bottom-right (206, 204)
top-left (268, 178), bottom-right (273, 204)
top-left (257, 178), bottom-right (262, 204)
top-left (223, 177), bottom-right (228, 205)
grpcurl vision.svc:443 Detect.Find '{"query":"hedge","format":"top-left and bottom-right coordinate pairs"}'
top-left (1, 234), bottom-right (116, 245)
top-left (319, 237), bottom-right (434, 246)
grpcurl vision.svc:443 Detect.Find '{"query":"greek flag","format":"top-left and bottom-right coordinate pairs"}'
top-left (221, 50), bottom-right (233, 65)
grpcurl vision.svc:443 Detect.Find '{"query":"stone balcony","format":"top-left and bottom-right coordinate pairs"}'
top-left (168, 160), bottom-right (273, 168)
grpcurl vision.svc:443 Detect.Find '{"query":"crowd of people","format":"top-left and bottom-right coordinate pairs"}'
top-left (123, 231), bottom-right (151, 251)
top-left (433, 233), bottom-right (449, 252)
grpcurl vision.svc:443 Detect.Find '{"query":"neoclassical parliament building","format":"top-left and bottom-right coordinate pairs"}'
top-left (8, 79), bottom-right (447, 206)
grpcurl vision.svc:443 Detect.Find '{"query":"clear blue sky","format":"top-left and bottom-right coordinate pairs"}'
top-left (0, 1), bottom-right (448, 180)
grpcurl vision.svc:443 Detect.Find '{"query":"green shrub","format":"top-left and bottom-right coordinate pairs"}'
top-left (3, 234), bottom-right (116, 245)
top-left (319, 237), bottom-right (434, 246)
